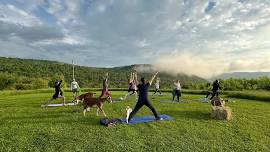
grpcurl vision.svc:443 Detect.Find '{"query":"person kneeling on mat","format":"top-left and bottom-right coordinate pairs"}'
top-left (127, 72), bottom-right (162, 123)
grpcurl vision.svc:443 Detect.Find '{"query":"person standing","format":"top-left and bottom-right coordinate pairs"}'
top-left (127, 72), bottom-right (162, 123)
top-left (71, 79), bottom-right (80, 98)
top-left (153, 77), bottom-right (162, 95)
top-left (125, 71), bottom-right (138, 99)
top-left (99, 72), bottom-right (112, 102)
top-left (206, 80), bottom-right (221, 100)
top-left (172, 80), bottom-right (181, 102)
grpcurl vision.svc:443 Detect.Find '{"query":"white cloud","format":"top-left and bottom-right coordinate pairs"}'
top-left (154, 51), bottom-right (226, 78)
top-left (0, 0), bottom-right (270, 76)
top-left (0, 4), bottom-right (42, 27)
top-left (228, 59), bottom-right (270, 72)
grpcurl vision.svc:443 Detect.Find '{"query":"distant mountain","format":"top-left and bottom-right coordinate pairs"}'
top-left (0, 57), bottom-right (207, 89)
top-left (213, 72), bottom-right (270, 80)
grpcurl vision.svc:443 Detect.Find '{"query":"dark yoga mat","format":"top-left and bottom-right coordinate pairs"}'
top-left (122, 114), bottom-right (173, 125)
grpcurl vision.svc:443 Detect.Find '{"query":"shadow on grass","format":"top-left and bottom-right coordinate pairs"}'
top-left (162, 110), bottom-right (211, 120)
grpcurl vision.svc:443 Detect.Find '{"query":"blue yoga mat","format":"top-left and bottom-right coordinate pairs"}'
top-left (122, 114), bottom-right (173, 125)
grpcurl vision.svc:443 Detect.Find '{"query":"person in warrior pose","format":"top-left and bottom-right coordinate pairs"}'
top-left (127, 72), bottom-right (162, 123)
top-left (44, 79), bottom-right (66, 106)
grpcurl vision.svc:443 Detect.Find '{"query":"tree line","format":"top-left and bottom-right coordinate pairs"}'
top-left (1, 57), bottom-right (269, 91)
top-left (0, 57), bottom-right (206, 90)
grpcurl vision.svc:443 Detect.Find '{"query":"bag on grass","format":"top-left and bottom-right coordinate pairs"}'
top-left (100, 118), bottom-right (123, 127)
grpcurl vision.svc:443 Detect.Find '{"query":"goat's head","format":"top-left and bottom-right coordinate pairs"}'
top-left (106, 96), bottom-right (113, 103)
top-left (74, 95), bottom-right (84, 104)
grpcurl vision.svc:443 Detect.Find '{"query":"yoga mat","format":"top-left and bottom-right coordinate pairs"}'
top-left (41, 102), bottom-right (77, 107)
top-left (160, 100), bottom-right (182, 103)
top-left (122, 114), bottom-right (173, 125)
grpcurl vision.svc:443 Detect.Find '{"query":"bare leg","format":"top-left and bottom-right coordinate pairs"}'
top-left (44, 98), bottom-right (54, 107)
top-left (124, 93), bottom-right (129, 99)
top-left (72, 92), bottom-right (75, 99)
top-left (59, 96), bottom-right (66, 105)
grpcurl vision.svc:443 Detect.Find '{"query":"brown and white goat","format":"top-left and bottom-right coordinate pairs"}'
top-left (82, 96), bottom-right (112, 117)
top-left (74, 92), bottom-right (95, 104)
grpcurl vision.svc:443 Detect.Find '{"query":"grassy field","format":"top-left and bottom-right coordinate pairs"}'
top-left (0, 91), bottom-right (269, 152)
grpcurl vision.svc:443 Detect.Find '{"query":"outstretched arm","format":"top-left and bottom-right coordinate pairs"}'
top-left (149, 72), bottom-right (159, 85)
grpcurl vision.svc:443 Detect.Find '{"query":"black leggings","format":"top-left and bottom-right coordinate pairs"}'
top-left (128, 100), bottom-right (159, 121)
top-left (173, 90), bottom-right (181, 102)
top-left (128, 88), bottom-right (137, 95)
top-left (153, 89), bottom-right (162, 95)
top-left (206, 90), bottom-right (219, 100)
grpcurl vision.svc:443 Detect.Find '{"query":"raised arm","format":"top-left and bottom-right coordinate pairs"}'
top-left (131, 70), bottom-right (137, 84)
top-left (58, 80), bottom-right (63, 87)
top-left (129, 72), bottom-right (133, 83)
top-left (149, 72), bottom-right (159, 85)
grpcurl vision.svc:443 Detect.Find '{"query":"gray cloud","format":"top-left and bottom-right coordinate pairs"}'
top-left (0, 0), bottom-right (270, 77)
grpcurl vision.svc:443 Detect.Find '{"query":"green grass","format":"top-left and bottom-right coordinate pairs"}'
top-left (0, 91), bottom-right (269, 152)
top-left (1, 88), bottom-right (269, 102)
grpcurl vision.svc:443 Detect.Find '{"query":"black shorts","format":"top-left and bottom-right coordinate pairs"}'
top-left (52, 93), bottom-right (64, 99)
top-left (128, 88), bottom-right (136, 92)
top-left (72, 88), bottom-right (79, 93)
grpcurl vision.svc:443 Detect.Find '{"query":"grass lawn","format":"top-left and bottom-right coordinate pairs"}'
top-left (0, 91), bottom-right (269, 152)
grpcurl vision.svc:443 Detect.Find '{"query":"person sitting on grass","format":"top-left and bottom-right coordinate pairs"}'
top-left (127, 72), bottom-right (162, 123)
top-left (172, 80), bottom-right (181, 102)
top-left (44, 79), bottom-right (66, 107)
top-left (71, 79), bottom-right (80, 99)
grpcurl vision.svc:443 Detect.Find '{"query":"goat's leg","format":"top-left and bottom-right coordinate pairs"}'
top-left (100, 108), bottom-right (107, 117)
top-left (96, 108), bottom-right (99, 116)
top-left (83, 108), bottom-right (87, 117)
top-left (87, 107), bottom-right (91, 112)
top-left (83, 105), bottom-right (88, 117)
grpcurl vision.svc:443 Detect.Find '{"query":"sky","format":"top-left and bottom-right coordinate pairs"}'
top-left (0, 0), bottom-right (270, 78)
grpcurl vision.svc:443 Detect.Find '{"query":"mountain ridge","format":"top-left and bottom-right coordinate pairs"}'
top-left (0, 57), bottom-right (207, 89)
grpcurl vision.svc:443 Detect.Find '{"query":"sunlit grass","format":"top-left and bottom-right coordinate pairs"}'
top-left (0, 91), bottom-right (269, 151)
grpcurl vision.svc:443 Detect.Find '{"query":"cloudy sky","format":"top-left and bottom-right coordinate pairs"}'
top-left (0, 0), bottom-right (270, 77)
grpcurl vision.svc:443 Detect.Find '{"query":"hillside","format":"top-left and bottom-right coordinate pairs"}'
top-left (213, 72), bottom-right (270, 80)
top-left (0, 57), bottom-right (207, 90)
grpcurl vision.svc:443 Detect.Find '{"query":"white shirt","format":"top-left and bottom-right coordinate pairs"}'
top-left (174, 82), bottom-right (181, 90)
top-left (71, 81), bottom-right (79, 90)
top-left (155, 82), bottom-right (160, 89)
